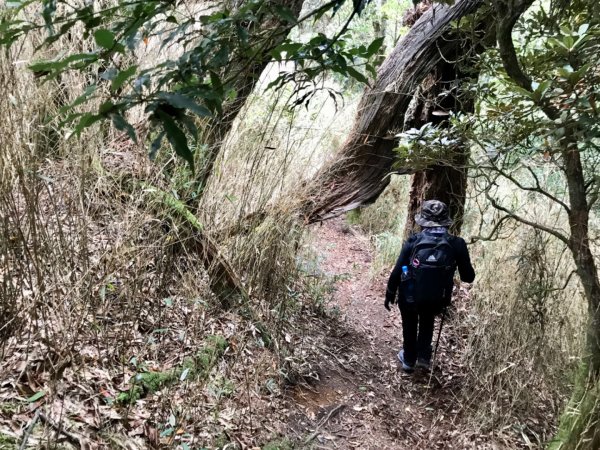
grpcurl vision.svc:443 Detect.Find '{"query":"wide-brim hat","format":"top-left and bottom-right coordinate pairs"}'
top-left (415, 200), bottom-right (453, 228)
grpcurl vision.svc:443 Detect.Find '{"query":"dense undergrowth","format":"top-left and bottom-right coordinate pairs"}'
top-left (347, 179), bottom-right (589, 446)
top-left (1, 1), bottom-right (599, 448)
top-left (0, 32), bottom-right (345, 447)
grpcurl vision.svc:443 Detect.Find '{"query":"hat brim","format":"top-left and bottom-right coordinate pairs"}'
top-left (415, 214), bottom-right (453, 228)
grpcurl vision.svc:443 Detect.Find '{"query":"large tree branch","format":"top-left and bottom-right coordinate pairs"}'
top-left (494, 0), bottom-right (535, 91)
top-left (299, 0), bottom-right (487, 222)
top-left (487, 194), bottom-right (571, 245)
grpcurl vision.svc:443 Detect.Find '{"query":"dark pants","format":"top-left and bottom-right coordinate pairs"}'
top-left (399, 302), bottom-right (436, 364)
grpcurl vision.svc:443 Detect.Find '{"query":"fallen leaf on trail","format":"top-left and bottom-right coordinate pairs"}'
top-left (26, 390), bottom-right (45, 403)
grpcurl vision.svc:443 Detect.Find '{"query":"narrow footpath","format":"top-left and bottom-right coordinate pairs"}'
top-left (284, 217), bottom-right (506, 449)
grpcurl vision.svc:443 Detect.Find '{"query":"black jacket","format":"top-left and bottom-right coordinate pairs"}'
top-left (385, 231), bottom-right (475, 305)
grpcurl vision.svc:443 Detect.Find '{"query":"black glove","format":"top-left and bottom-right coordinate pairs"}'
top-left (384, 296), bottom-right (395, 311)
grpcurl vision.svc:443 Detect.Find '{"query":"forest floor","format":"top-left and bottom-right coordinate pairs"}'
top-left (284, 217), bottom-right (518, 449)
top-left (0, 212), bottom-right (531, 450)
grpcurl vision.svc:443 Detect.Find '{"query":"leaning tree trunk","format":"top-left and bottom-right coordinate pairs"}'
top-left (299, 0), bottom-right (484, 223)
top-left (196, 0), bottom-right (305, 192)
top-left (402, 149), bottom-right (470, 238)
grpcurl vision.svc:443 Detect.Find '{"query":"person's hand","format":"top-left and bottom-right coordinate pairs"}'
top-left (384, 297), bottom-right (394, 311)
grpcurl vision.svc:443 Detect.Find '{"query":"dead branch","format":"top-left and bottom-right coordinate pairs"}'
top-left (39, 413), bottom-right (83, 449)
top-left (303, 404), bottom-right (346, 445)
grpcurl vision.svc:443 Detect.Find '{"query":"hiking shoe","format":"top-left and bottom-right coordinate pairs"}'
top-left (397, 350), bottom-right (415, 373)
top-left (416, 358), bottom-right (431, 371)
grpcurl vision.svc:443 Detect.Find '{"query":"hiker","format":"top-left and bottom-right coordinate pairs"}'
top-left (384, 200), bottom-right (475, 372)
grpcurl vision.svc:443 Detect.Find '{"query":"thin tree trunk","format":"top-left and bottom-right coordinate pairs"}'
top-left (300, 0), bottom-right (485, 223)
top-left (563, 144), bottom-right (600, 374)
top-left (549, 139), bottom-right (600, 450)
top-left (196, 0), bottom-right (305, 192)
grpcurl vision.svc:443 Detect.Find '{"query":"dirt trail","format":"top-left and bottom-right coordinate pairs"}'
top-left (285, 218), bottom-right (488, 449)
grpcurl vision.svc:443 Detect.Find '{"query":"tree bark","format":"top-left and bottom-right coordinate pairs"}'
top-left (402, 63), bottom-right (475, 238)
top-left (299, 0), bottom-right (484, 223)
top-left (403, 155), bottom-right (470, 238)
top-left (549, 137), bottom-right (600, 450)
top-left (563, 143), bottom-right (600, 375)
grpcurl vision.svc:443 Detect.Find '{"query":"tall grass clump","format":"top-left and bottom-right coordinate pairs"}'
top-left (463, 222), bottom-right (585, 444)
top-left (199, 65), bottom-right (361, 307)
top-left (0, 11), bottom-right (370, 444)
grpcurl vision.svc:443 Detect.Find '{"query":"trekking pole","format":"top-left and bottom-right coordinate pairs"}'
top-left (428, 309), bottom-right (446, 387)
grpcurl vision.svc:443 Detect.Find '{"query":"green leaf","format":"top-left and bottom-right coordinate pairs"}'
top-left (157, 110), bottom-right (194, 170)
top-left (99, 100), bottom-right (115, 115)
top-left (272, 41), bottom-right (303, 58)
top-left (111, 65), bottom-right (138, 91)
top-left (531, 80), bottom-right (552, 102)
top-left (59, 84), bottom-right (97, 114)
top-left (27, 391), bottom-right (46, 403)
top-left (346, 66), bottom-right (368, 84)
top-left (73, 113), bottom-right (103, 136)
top-left (94, 29), bottom-right (115, 49)
top-left (149, 130), bottom-right (165, 160)
top-left (180, 115), bottom-right (198, 139)
top-left (366, 37), bottom-right (384, 57)
top-left (366, 63), bottom-right (377, 79)
top-left (157, 92), bottom-right (212, 117)
top-left (140, 183), bottom-right (203, 231)
top-left (42, 0), bottom-right (56, 31)
top-left (209, 71), bottom-right (223, 95)
top-left (111, 114), bottom-right (137, 143)
top-left (512, 85), bottom-right (534, 100)
top-left (28, 60), bottom-right (59, 73)
top-left (577, 23), bottom-right (589, 35)
top-left (209, 45), bottom-right (229, 68)
top-left (29, 52), bottom-right (97, 78)
top-left (272, 5), bottom-right (297, 24)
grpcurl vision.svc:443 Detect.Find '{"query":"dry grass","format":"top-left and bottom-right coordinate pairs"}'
top-left (1, 4), bottom-right (595, 448)
top-left (347, 167), bottom-right (589, 446)
top-left (0, 22), bottom-right (343, 449)
top-left (458, 198), bottom-right (586, 446)
top-left (345, 175), bottom-right (411, 274)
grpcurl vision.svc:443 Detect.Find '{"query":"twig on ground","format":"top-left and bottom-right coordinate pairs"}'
top-left (19, 410), bottom-right (40, 450)
top-left (304, 404), bottom-right (346, 445)
top-left (39, 413), bottom-right (82, 448)
top-left (317, 345), bottom-right (354, 372)
top-left (330, 366), bottom-right (357, 385)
